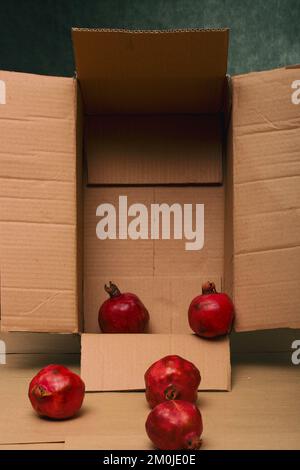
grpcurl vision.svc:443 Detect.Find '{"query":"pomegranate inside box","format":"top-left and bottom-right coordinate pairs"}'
top-left (79, 29), bottom-right (231, 391)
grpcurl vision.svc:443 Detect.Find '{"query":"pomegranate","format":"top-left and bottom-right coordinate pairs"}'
top-left (28, 364), bottom-right (85, 420)
top-left (145, 355), bottom-right (200, 408)
top-left (188, 281), bottom-right (234, 338)
top-left (98, 282), bottom-right (149, 333)
top-left (146, 400), bottom-right (203, 450)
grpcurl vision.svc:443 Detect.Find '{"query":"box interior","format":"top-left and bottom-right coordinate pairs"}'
top-left (73, 29), bottom-right (230, 336)
top-left (72, 28), bottom-right (232, 391)
top-left (72, 28), bottom-right (229, 114)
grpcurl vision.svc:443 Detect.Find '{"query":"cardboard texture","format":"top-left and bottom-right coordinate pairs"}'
top-left (1, 355), bottom-right (300, 449)
top-left (1, 29), bottom-right (299, 395)
top-left (86, 115), bottom-right (223, 184)
top-left (81, 334), bottom-right (230, 391)
top-left (0, 332), bottom-right (80, 353)
top-left (0, 71), bottom-right (78, 333)
top-left (231, 68), bottom-right (300, 331)
top-left (72, 28), bottom-right (229, 114)
top-left (76, 28), bottom-right (231, 397)
top-left (84, 187), bottom-right (224, 332)
top-left (64, 435), bottom-right (149, 451)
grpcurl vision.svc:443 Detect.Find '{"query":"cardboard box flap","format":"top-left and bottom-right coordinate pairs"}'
top-left (81, 333), bottom-right (231, 391)
top-left (0, 70), bottom-right (79, 333)
top-left (72, 28), bottom-right (229, 114)
top-left (231, 67), bottom-right (300, 331)
top-left (86, 114), bottom-right (223, 185)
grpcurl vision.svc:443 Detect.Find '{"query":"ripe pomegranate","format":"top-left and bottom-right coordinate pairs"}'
top-left (188, 281), bottom-right (234, 338)
top-left (146, 400), bottom-right (203, 450)
top-left (145, 355), bottom-right (200, 408)
top-left (28, 364), bottom-right (85, 420)
top-left (98, 282), bottom-right (149, 333)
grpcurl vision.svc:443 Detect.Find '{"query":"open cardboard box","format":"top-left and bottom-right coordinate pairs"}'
top-left (0, 29), bottom-right (299, 392)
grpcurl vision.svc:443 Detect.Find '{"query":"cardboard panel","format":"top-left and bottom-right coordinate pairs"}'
top-left (0, 332), bottom-right (80, 353)
top-left (224, 119), bottom-right (234, 298)
top-left (231, 68), bottom-right (300, 331)
top-left (72, 28), bottom-right (229, 114)
top-left (0, 71), bottom-right (78, 332)
top-left (84, 186), bottom-right (224, 277)
top-left (65, 435), bottom-right (149, 450)
top-left (0, 444), bottom-right (65, 450)
top-left (234, 247), bottom-right (300, 331)
top-left (84, 187), bottom-right (154, 279)
top-left (86, 115), bottom-right (222, 185)
top-left (153, 187), bottom-right (224, 276)
top-left (83, 186), bottom-right (224, 332)
top-left (81, 333), bottom-right (231, 391)
top-left (1, 355), bottom-right (299, 448)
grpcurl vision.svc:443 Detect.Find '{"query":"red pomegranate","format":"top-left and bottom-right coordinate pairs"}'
top-left (145, 355), bottom-right (201, 408)
top-left (188, 281), bottom-right (234, 338)
top-left (28, 364), bottom-right (85, 420)
top-left (146, 400), bottom-right (203, 450)
top-left (98, 282), bottom-right (149, 333)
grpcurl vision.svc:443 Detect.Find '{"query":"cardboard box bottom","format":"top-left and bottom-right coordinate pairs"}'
top-left (81, 333), bottom-right (231, 391)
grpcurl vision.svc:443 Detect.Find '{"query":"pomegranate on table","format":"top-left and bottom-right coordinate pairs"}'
top-left (28, 364), bottom-right (85, 420)
top-left (146, 400), bottom-right (203, 450)
top-left (145, 355), bottom-right (200, 408)
top-left (98, 281), bottom-right (149, 333)
top-left (188, 281), bottom-right (234, 338)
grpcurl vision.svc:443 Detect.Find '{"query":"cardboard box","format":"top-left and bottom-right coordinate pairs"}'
top-left (0, 29), bottom-right (299, 392)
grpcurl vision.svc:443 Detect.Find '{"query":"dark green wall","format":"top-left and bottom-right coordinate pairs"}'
top-left (0, 0), bottom-right (299, 76)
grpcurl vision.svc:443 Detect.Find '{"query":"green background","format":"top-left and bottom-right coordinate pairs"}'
top-left (0, 0), bottom-right (299, 76)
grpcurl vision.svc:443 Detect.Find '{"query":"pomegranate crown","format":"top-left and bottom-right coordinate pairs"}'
top-left (104, 281), bottom-right (121, 298)
top-left (201, 281), bottom-right (217, 295)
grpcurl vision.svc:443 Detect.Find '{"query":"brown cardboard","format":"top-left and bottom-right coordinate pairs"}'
top-left (1, 354), bottom-right (300, 449)
top-left (230, 68), bottom-right (300, 331)
top-left (0, 71), bottom-right (79, 333)
top-left (1, 30), bottom-right (299, 396)
top-left (0, 443), bottom-right (65, 450)
top-left (0, 332), bottom-right (80, 353)
top-left (82, 186), bottom-right (229, 391)
top-left (84, 186), bottom-right (224, 333)
top-left (86, 115), bottom-right (223, 185)
top-left (224, 119), bottom-right (234, 299)
top-left (81, 334), bottom-right (230, 391)
top-left (72, 28), bottom-right (229, 114)
top-left (65, 435), bottom-right (149, 450)
top-left (0, 30), bottom-right (232, 392)
top-left (82, 182), bottom-right (228, 390)
top-left (75, 84), bottom-right (84, 332)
